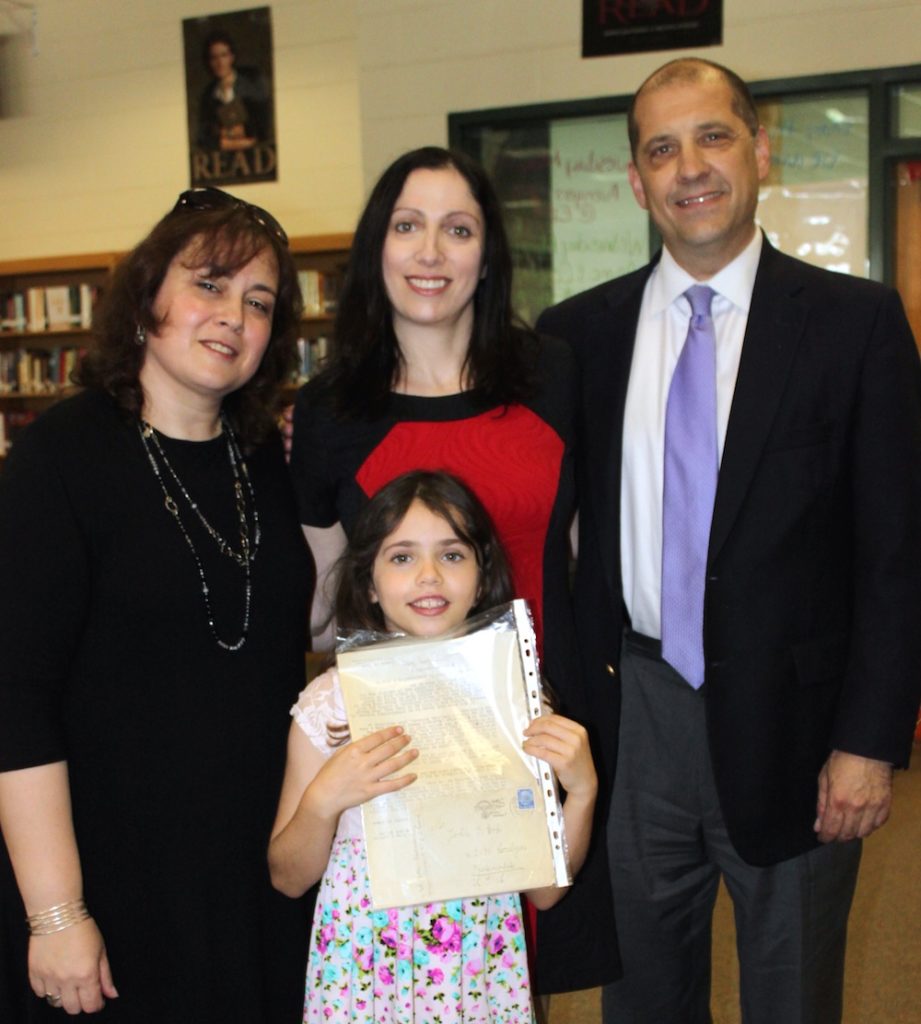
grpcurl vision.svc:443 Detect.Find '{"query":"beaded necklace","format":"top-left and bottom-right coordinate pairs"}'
top-left (138, 415), bottom-right (260, 652)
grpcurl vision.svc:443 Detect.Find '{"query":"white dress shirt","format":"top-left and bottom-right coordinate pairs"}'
top-left (620, 231), bottom-right (763, 639)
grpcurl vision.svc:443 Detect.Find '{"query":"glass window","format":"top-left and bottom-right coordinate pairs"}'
top-left (756, 92), bottom-right (869, 277)
top-left (454, 72), bottom-right (921, 302)
top-left (892, 84), bottom-right (921, 138)
top-left (894, 160), bottom-right (921, 348)
top-left (474, 123), bottom-right (552, 326)
top-left (465, 114), bottom-right (649, 325)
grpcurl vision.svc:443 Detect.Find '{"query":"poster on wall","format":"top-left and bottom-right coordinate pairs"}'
top-left (582, 0), bottom-right (722, 58)
top-left (182, 7), bottom-right (277, 187)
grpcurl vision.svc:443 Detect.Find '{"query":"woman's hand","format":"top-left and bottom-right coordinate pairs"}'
top-left (28, 917), bottom-right (118, 1014)
top-left (302, 725), bottom-right (418, 822)
top-left (523, 714), bottom-right (597, 801)
top-left (0, 763), bottom-right (116, 1013)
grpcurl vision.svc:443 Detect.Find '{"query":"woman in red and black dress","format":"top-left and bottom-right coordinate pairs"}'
top-left (289, 146), bottom-right (619, 1000)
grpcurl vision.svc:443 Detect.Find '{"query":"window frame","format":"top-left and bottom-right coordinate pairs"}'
top-left (448, 62), bottom-right (921, 286)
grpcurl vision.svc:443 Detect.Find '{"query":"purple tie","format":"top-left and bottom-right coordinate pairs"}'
top-left (661, 285), bottom-right (718, 689)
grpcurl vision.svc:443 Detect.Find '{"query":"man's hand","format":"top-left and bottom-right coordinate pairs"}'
top-left (814, 749), bottom-right (893, 843)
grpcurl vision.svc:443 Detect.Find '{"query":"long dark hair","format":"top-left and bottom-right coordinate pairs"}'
top-left (319, 146), bottom-right (536, 419)
top-left (334, 470), bottom-right (513, 633)
top-left (77, 194), bottom-right (301, 447)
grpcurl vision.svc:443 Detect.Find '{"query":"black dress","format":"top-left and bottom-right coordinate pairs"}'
top-left (0, 389), bottom-right (312, 1022)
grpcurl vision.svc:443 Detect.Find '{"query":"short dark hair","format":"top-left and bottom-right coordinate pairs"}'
top-left (334, 470), bottom-right (513, 633)
top-left (203, 30), bottom-right (236, 71)
top-left (76, 196), bottom-right (301, 447)
top-left (319, 146), bottom-right (535, 418)
top-left (627, 58), bottom-right (760, 160)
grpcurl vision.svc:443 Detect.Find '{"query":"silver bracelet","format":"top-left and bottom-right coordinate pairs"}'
top-left (26, 897), bottom-right (90, 936)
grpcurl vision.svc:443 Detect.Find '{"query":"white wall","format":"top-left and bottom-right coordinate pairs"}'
top-left (0, 0), bottom-right (362, 259)
top-left (356, 0), bottom-right (921, 185)
top-left (1, 0), bottom-right (920, 261)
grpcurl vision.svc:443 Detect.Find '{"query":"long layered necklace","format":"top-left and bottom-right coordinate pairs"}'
top-left (138, 415), bottom-right (260, 651)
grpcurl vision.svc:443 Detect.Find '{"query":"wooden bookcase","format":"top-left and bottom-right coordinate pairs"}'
top-left (0, 252), bottom-right (120, 463)
top-left (288, 233), bottom-right (352, 392)
top-left (0, 234), bottom-right (352, 466)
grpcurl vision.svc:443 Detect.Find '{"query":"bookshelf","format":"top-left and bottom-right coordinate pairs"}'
top-left (0, 252), bottom-right (120, 462)
top-left (289, 233), bottom-right (352, 389)
top-left (0, 236), bottom-right (352, 466)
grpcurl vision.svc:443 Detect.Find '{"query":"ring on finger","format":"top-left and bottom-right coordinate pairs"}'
top-left (45, 993), bottom-right (63, 1007)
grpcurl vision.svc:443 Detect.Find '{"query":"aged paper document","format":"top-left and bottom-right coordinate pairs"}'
top-left (337, 601), bottom-right (571, 909)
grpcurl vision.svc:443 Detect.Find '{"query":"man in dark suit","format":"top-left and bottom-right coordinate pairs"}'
top-left (538, 58), bottom-right (921, 1024)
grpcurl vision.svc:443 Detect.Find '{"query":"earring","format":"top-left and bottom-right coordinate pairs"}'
top-left (135, 324), bottom-right (146, 346)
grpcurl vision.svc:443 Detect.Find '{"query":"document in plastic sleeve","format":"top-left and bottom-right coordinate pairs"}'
top-left (336, 600), bottom-right (572, 909)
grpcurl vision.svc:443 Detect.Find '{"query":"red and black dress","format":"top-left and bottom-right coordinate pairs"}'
top-left (290, 335), bottom-right (620, 994)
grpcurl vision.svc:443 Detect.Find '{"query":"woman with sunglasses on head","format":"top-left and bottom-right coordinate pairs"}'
top-left (289, 147), bottom-right (619, 1004)
top-left (0, 189), bottom-right (312, 1021)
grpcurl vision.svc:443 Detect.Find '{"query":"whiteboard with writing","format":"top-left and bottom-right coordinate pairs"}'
top-left (549, 115), bottom-right (649, 303)
top-left (757, 93), bottom-right (869, 277)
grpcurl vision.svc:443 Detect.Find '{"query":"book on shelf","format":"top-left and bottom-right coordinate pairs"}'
top-left (298, 270), bottom-right (318, 316)
top-left (297, 270), bottom-right (340, 317)
top-left (320, 273), bottom-right (340, 314)
top-left (294, 335), bottom-right (330, 383)
top-left (0, 408), bottom-right (39, 458)
top-left (0, 346), bottom-right (83, 395)
top-left (26, 287), bottom-right (47, 332)
top-left (79, 284), bottom-right (95, 328)
top-left (45, 286), bottom-right (72, 330)
top-left (1, 284), bottom-right (98, 334)
top-left (44, 285), bottom-right (89, 330)
top-left (1, 292), bottom-right (27, 332)
top-left (47, 347), bottom-right (80, 388)
top-left (0, 350), bottom-right (14, 393)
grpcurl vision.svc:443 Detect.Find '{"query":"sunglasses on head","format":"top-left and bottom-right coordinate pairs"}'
top-left (171, 187), bottom-right (288, 245)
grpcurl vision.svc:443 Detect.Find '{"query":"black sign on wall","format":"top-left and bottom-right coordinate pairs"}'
top-left (582, 0), bottom-right (723, 58)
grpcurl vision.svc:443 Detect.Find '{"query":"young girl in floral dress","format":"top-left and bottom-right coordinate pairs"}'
top-left (269, 470), bottom-right (597, 1023)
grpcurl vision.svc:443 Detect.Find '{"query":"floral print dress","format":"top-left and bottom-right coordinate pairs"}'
top-left (293, 669), bottom-right (535, 1023)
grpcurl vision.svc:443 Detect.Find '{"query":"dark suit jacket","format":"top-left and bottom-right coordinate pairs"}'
top-left (537, 240), bottom-right (921, 866)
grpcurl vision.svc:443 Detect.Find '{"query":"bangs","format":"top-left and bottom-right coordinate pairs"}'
top-left (180, 216), bottom-right (275, 278)
top-left (420, 497), bottom-right (481, 563)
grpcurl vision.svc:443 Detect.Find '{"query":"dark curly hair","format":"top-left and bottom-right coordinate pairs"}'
top-left (76, 194), bottom-right (301, 447)
top-left (318, 146), bottom-right (537, 419)
top-left (334, 470), bottom-right (513, 634)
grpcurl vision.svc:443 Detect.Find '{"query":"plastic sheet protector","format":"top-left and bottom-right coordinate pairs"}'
top-left (336, 600), bottom-right (572, 909)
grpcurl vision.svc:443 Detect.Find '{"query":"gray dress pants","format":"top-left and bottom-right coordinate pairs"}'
top-left (602, 633), bottom-right (861, 1024)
